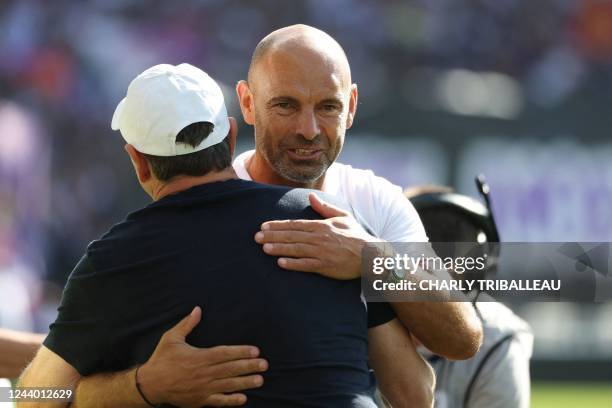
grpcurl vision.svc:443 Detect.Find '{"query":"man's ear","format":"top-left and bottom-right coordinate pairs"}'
top-left (346, 83), bottom-right (358, 129)
top-left (124, 144), bottom-right (152, 183)
top-left (236, 80), bottom-right (255, 125)
top-left (227, 116), bottom-right (238, 158)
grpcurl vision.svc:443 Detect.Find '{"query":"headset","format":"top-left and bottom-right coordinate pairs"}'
top-left (408, 175), bottom-right (501, 282)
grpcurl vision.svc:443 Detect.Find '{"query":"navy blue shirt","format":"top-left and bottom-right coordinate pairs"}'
top-left (45, 179), bottom-right (393, 407)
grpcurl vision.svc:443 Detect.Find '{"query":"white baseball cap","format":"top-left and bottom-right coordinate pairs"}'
top-left (111, 63), bottom-right (230, 156)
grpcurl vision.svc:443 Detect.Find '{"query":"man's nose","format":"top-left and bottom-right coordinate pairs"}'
top-left (295, 109), bottom-right (320, 141)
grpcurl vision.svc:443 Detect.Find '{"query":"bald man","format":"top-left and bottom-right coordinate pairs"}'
top-left (236, 25), bottom-right (481, 356)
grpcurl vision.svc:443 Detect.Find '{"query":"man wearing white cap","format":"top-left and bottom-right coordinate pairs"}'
top-left (18, 64), bottom-right (407, 408)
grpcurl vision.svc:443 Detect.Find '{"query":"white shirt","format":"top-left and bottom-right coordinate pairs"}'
top-left (233, 150), bottom-right (428, 243)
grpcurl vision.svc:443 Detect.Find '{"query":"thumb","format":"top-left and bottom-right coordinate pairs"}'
top-left (169, 306), bottom-right (202, 340)
top-left (309, 192), bottom-right (349, 218)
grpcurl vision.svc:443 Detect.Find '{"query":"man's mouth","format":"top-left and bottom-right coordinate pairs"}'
top-left (286, 148), bottom-right (323, 160)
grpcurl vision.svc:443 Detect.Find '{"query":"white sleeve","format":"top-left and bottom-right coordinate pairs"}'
top-left (466, 338), bottom-right (531, 408)
top-left (371, 174), bottom-right (428, 243)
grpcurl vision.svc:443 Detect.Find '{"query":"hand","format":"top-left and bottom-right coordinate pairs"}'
top-left (138, 307), bottom-right (268, 408)
top-left (255, 193), bottom-right (378, 280)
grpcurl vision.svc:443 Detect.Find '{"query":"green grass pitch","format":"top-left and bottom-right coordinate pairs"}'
top-left (532, 382), bottom-right (612, 408)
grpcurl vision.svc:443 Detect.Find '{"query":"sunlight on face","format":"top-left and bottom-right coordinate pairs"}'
top-left (250, 43), bottom-right (355, 185)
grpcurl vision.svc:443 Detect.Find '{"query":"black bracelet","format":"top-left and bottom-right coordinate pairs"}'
top-left (135, 364), bottom-right (157, 407)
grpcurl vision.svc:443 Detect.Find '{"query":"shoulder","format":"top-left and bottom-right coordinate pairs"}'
top-left (272, 187), bottom-right (351, 222)
top-left (86, 214), bottom-right (139, 259)
top-left (327, 162), bottom-right (426, 241)
top-left (327, 162), bottom-right (413, 210)
top-left (326, 162), bottom-right (394, 194)
top-left (61, 255), bottom-right (98, 284)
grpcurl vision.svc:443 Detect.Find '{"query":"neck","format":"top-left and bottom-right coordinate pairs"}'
top-left (247, 151), bottom-right (325, 190)
top-left (152, 167), bottom-right (238, 201)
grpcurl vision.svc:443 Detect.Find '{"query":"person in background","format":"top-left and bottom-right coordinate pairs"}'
top-left (405, 184), bottom-right (533, 408)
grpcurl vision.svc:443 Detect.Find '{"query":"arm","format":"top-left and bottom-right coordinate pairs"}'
top-left (256, 193), bottom-right (482, 360)
top-left (72, 369), bottom-right (143, 408)
top-left (390, 302), bottom-right (481, 361)
top-left (0, 329), bottom-right (45, 379)
top-left (17, 346), bottom-right (80, 408)
top-left (72, 307), bottom-right (266, 408)
top-left (368, 319), bottom-right (434, 408)
top-left (17, 308), bottom-right (266, 408)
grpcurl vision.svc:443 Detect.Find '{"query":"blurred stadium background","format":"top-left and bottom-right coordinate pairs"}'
top-left (0, 0), bottom-right (611, 406)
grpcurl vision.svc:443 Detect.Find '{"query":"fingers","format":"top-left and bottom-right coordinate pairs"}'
top-left (203, 393), bottom-right (248, 407)
top-left (210, 374), bottom-right (265, 394)
top-left (277, 257), bottom-right (324, 272)
top-left (308, 192), bottom-right (349, 218)
top-left (201, 345), bottom-right (260, 365)
top-left (261, 219), bottom-right (322, 232)
top-left (254, 230), bottom-right (316, 244)
top-left (262, 242), bottom-right (319, 258)
top-left (208, 358), bottom-right (268, 379)
top-left (169, 306), bottom-right (202, 340)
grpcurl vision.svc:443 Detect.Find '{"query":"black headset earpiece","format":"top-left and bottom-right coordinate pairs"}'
top-left (409, 190), bottom-right (499, 245)
top-left (408, 175), bottom-right (501, 282)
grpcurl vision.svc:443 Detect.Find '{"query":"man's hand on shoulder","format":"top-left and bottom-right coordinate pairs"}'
top-left (255, 193), bottom-right (376, 280)
top-left (136, 306), bottom-right (268, 408)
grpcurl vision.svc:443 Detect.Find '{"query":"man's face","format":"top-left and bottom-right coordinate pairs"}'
top-left (249, 48), bottom-right (356, 185)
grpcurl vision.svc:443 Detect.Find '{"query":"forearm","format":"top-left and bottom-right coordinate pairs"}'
top-left (391, 301), bottom-right (482, 360)
top-left (0, 329), bottom-right (45, 379)
top-left (71, 368), bottom-right (147, 408)
top-left (368, 243), bottom-right (483, 359)
top-left (17, 346), bottom-right (80, 408)
top-left (368, 319), bottom-right (435, 408)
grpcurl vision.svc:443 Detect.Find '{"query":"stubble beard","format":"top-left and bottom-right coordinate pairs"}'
top-left (256, 130), bottom-right (334, 186)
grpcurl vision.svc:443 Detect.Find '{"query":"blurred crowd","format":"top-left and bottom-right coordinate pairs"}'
top-left (1, 0), bottom-right (612, 331)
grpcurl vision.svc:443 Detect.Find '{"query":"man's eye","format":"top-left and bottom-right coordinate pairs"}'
top-left (322, 104), bottom-right (339, 111)
top-left (276, 102), bottom-right (291, 109)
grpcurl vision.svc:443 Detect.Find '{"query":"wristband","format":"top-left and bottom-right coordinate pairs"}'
top-left (135, 364), bottom-right (157, 407)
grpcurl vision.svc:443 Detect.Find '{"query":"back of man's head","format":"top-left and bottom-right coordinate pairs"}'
top-left (143, 122), bottom-right (231, 181)
top-left (419, 206), bottom-right (484, 245)
top-left (111, 64), bottom-right (234, 187)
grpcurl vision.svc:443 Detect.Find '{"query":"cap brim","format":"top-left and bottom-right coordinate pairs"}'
top-left (111, 98), bottom-right (126, 130)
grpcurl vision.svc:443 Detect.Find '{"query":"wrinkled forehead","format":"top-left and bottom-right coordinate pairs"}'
top-left (251, 44), bottom-right (352, 101)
